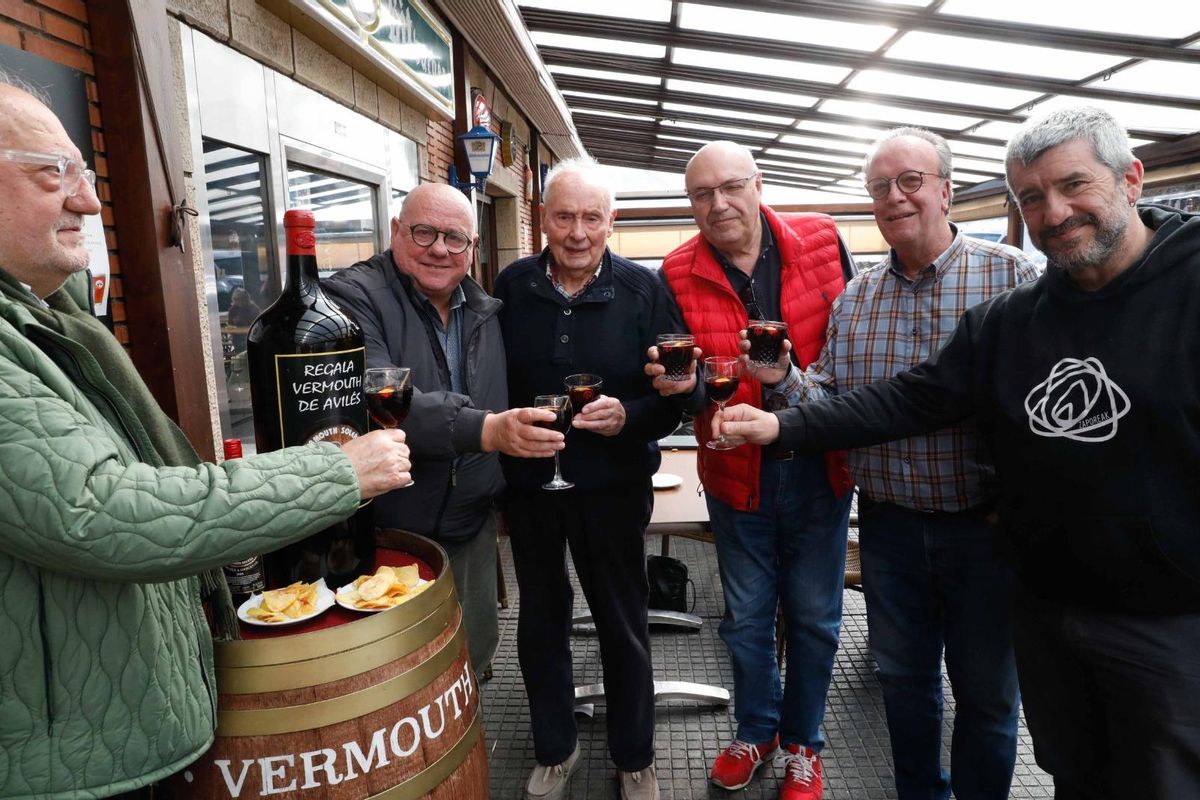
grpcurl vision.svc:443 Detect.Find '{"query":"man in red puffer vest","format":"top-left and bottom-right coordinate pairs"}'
top-left (650, 141), bottom-right (854, 800)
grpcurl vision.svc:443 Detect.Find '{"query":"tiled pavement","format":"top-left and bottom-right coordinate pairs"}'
top-left (482, 535), bottom-right (1052, 799)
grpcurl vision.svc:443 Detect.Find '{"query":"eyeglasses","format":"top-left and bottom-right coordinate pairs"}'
top-left (408, 223), bottom-right (472, 254)
top-left (865, 169), bottom-right (944, 200)
top-left (687, 173), bottom-right (758, 205)
top-left (0, 149), bottom-right (96, 198)
top-left (739, 281), bottom-right (764, 321)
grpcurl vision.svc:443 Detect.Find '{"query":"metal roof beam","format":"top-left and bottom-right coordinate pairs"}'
top-left (555, 72), bottom-right (1020, 125)
top-left (683, 0), bottom-right (1200, 62)
top-left (523, 10), bottom-right (1200, 115)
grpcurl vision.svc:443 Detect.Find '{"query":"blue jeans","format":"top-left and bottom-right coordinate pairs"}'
top-left (858, 498), bottom-right (1020, 800)
top-left (706, 454), bottom-right (851, 749)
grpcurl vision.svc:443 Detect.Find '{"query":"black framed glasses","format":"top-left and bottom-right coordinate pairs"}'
top-left (0, 149), bottom-right (96, 198)
top-left (739, 281), bottom-right (764, 321)
top-left (408, 223), bottom-right (472, 254)
top-left (687, 173), bottom-right (758, 205)
top-left (864, 169), bottom-right (943, 200)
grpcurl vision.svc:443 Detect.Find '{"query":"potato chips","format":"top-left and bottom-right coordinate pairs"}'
top-left (336, 564), bottom-right (428, 611)
top-left (245, 581), bottom-right (320, 623)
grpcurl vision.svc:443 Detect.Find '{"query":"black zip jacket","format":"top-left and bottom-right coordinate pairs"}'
top-left (495, 249), bottom-right (681, 492)
top-left (324, 251), bottom-right (507, 543)
top-left (775, 206), bottom-right (1200, 613)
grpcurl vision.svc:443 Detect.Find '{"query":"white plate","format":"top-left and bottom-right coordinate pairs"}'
top-left (336, 578), bottom-right (431, 613)
top-left (237, 579), bottom-right (335, 627)
top-left (652, 472), bottom-right (683, 490)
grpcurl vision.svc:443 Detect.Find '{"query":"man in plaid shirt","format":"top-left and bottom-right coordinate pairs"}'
top-left (752, 127), bottom-right (1039, 800)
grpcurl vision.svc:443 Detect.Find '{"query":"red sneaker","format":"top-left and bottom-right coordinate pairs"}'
top-left (778, 743), bottom-right (823, 800)
top-left (709, 735), bottom-right (779, 790)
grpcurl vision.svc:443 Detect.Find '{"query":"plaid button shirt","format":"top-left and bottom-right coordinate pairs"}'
top-left (777, 228), bottom-right (1040, 511)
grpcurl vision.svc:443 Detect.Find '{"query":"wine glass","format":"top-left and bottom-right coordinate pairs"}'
top-left (364, 366), bottom-right (415, 486)
top-left (563, 373), bottom-right (603, 416)
top-left (704, 356), bottom-right (741, 451)
top-left (534, 394), bottom-right (574, 490)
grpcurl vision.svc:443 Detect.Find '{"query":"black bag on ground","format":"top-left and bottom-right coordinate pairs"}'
top-left (646, 554), bottom-right (695, 613)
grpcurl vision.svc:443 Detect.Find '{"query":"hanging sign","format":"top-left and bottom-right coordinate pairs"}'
top-left (472, 89), bottom-right (491, 129)
top-left (282, 0), bottom-right (454, 116)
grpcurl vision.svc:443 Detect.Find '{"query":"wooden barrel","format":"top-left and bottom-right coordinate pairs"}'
top-left (171, 531), bottom-right (487, 799)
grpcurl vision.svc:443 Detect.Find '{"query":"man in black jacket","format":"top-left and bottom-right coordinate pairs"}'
top-left (495, 157), bottom-right (680, 800)
top-left (716, 106), bottom-right (1200, 799)
top-left (324, 183), bottom-right (561, 678)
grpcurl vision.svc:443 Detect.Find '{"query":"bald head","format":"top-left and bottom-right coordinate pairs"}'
top-left (0, 83), bottom-right (57, 149)
top-left (686, 140), bottom-right (758, 181)
top-left (399, 182), bottom-right (476, 236)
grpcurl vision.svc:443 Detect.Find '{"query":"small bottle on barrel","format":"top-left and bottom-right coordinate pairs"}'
top-left (246, 208), bottom-right (375, 590)
top-left (220, 438), bottom-right (265, 605)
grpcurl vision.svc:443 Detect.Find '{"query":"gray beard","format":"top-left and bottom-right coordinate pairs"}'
top-left (1044, 209), bottom-right (1128, 274)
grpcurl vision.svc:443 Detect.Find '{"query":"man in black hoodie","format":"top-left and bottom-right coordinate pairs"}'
top-left (716, 105), bottom-right (1200, 798)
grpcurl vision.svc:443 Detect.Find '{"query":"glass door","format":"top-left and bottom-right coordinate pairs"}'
top-left (202, 139), bottom-right (277, 449)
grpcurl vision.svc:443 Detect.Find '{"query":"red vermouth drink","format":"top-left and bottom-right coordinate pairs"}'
top-left (656, 334), bottom-right (696, 380)
top-left (563, 373), bottom-right (603, 416)
top-left (705, 374), bottom-right (740, 404)
top-left (365, 383), bottom-right (414, 429)
top-left (534, 403), bottom-right (572, 434)
top-left (746, 320), bottom-right (789, 368)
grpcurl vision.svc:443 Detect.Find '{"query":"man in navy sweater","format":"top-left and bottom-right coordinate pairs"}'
top-left (717, 106), bottom-right (1200, 799)
top-left (495, 157), bottom-right (680, 800)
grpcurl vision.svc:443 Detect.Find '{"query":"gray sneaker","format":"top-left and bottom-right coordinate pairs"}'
top-left (524, 743), bottom-right (581, 800)
top-left (617, 763), bottom-right (660, 800)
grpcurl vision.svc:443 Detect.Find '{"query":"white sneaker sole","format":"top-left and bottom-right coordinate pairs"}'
top-left (709, 756), bottom-right (769, 791)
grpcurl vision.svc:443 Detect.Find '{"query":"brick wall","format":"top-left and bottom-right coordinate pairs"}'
top-left (0, 0), bottom-right (125, 341)
top-left (424, 116), bottom-right (456, 185)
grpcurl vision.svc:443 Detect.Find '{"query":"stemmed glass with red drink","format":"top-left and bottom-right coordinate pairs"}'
top-left (563, 373), bottom-right (603, 415)
top-left (364, 366), bottom-right (415, 486)
top-left (534, 394), bottom-right (574, 490)
top-left (704, 356), bottom-right (741, 451)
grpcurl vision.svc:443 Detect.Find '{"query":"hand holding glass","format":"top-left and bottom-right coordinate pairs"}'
top-left (704, 357), bottom-right (741, 451)
top-left (364, 367), bottom-right (414, 486)
top-left (534, 394), bottom-right (574, 490)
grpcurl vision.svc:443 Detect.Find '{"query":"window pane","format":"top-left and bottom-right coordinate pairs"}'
top-left (286, 166), bottom-right (378, 279)
top-left (203, 139), bottom-right (276, 452)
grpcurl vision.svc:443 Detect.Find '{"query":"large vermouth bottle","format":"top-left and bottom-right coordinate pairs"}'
top-left (246, 208), bottom-right (374, 590)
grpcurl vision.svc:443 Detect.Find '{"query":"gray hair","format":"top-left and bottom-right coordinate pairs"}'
top-left (1006, 105), bottom-right (1134, 185)
top-left (863, 127), bottom-right (953, 181)
top-left (543, 155), bottom-right (615, 212)
top-left (0, 68), bottom-right (52, 105)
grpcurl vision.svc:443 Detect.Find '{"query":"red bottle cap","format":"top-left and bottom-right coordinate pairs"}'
top-left (222, 438), bottom-right (243, 460)
top-left (283, 209), bottom-right (317, 256)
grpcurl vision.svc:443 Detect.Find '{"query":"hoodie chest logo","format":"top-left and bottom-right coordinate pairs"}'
top-left (1024, 357), bottom-right (1130, 442)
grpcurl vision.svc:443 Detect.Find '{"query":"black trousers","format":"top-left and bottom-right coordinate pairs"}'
top-left (505, 483), bottom-right (656, 772)
top-left (1012, 586), bottom-right (1200, 799)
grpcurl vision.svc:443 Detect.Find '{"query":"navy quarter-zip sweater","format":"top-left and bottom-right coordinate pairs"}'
top-left (495, 249), bottom-right (681, 492)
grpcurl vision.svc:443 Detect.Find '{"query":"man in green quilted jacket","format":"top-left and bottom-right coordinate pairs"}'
top-left (0, 77), bottom-right (413, 798)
